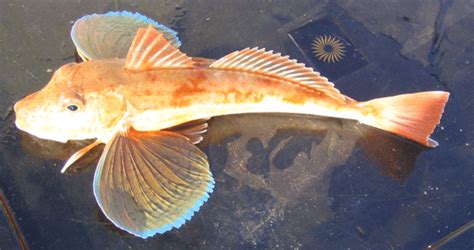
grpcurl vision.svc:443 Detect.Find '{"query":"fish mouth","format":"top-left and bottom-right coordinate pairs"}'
top-left (14, 93), bottom-right (40, 134)
top-left (15, 123), bottom-right (69, 143)
top-left (13, 99), bottom-right (23, 116)
top-left (13, 98), bottom-right (32, 131)
top-left (13, 107), bottom-right (67, 143)
top-left (14, 114), bottom-right (34, 138)
top-left (13, 101), bottom-right (26, 130)
top-left (14, 118), bottom-right (25, 131)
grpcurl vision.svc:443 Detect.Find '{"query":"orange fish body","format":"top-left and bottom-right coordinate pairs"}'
top-left (51, 59), bottom-right (357, 133)
top-left (13, 12), bottom-right (449, 238)
top-left (16, 56), bottom-right (447, 146)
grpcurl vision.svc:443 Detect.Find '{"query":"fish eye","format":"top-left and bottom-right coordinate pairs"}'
top-left (67, 104), bottom-right (79, 111)
top-left (62, 93), bottom-right (84, 112)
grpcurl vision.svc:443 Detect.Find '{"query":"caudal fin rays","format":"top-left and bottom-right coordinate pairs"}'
top-left (358, 91), bottom-right (449, 147)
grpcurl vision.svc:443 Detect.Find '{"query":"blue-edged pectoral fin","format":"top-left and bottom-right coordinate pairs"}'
top-left (71, 11), bottom-right (181, 61)
top-left (93, 128), bottom-right (214, 238)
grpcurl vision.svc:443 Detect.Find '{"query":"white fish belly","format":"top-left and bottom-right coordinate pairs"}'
top-left (131, 96), bottom-right (362, 131)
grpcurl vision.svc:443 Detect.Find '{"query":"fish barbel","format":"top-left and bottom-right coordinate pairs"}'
top-left (13, 12), bottom-right (449, 238)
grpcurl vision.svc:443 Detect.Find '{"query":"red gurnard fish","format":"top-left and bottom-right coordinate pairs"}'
top-left (13, 12), bottom-right (449, 238)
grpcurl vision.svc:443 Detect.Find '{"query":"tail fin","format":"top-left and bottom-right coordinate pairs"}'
top-left (358, 91), bottom-right (449, 147)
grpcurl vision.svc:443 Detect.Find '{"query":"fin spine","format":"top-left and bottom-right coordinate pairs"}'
top-left (125, 25), bottom-right (193, 71)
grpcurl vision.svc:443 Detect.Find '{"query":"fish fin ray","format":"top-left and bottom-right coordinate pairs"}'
top-left (124, 25), bottom-right (194, 71)
top-left (93, 128), bottom-right (214, 238)
top-left (192, 57), bottom-right (216, 68)
top-left (165, 118), bottom-right (210, 144)
top-left (209, 47), bottom-right (345, 102)
top-left (358, 91), bottom-right (449, 147)
top-left (61, 140), bottom-right (102, 173)
top-left (71, 11), bottom-right (181, 61)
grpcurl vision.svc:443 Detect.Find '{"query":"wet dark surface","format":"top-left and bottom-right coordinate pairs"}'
top-left (1, 0), bottom-right (473, 249)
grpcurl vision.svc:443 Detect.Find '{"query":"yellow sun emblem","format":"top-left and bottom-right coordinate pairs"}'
top-left (311, 35), bottom-right (346, 63)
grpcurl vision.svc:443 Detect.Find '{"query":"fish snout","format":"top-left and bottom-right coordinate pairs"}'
top-left (16, 91), bottom-right (40, 109)
top-left (14, 99), bottom-right (27, 129)
top-left (14, 92), bottom-right (34, 114)
top-left (13, 99), bottom-right (23, 115)
top-left (14, 92), bottom-right (39, 129)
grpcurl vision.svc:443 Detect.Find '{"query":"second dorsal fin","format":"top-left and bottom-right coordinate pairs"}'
top-left (209, 47), bottom-right (344, 102)
top-left (125, 25), bottom-right (194, 71)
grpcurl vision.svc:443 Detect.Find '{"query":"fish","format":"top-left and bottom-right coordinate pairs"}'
top-left (13, 11), bottom-right (449, 238)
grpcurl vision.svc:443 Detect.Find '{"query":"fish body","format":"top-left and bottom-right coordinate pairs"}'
top-left (13, 12), bottom-right (449, 238)
top-left (21, 59), bottom-right (358, 137)
top-left (15, 55), bottom-right (446, 146)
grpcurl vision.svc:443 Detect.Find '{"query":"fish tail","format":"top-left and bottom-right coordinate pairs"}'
top-left (357, 91), bottom-right (449, 147)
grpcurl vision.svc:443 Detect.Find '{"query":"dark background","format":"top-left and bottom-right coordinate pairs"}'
top-left (0, 0), bottom-right (473, 249)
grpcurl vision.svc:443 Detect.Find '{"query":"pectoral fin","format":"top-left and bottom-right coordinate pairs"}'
top-left (61, 140), bottom-right (102, 173)
top-left (93, 128), bottom-right (214, 238)
top-left (71, 11), bottom-right (181, 61)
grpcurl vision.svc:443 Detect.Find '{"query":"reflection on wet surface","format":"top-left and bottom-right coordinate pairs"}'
top-left (1, 0), bottom-right (473, 248)
top-left (203, 114), bottom-right (423, 248)
top-left (6, 113), bottom-right (426, 248)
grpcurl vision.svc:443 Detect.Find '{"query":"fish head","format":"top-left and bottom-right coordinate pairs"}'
top-left (14, 62), bottom-right (108, 142)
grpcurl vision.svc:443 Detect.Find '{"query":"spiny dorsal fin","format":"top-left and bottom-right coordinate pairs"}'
top-left (125, 25), bottom-right (194, 71)
top-left (209, 47), bottom-right (344, 102)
